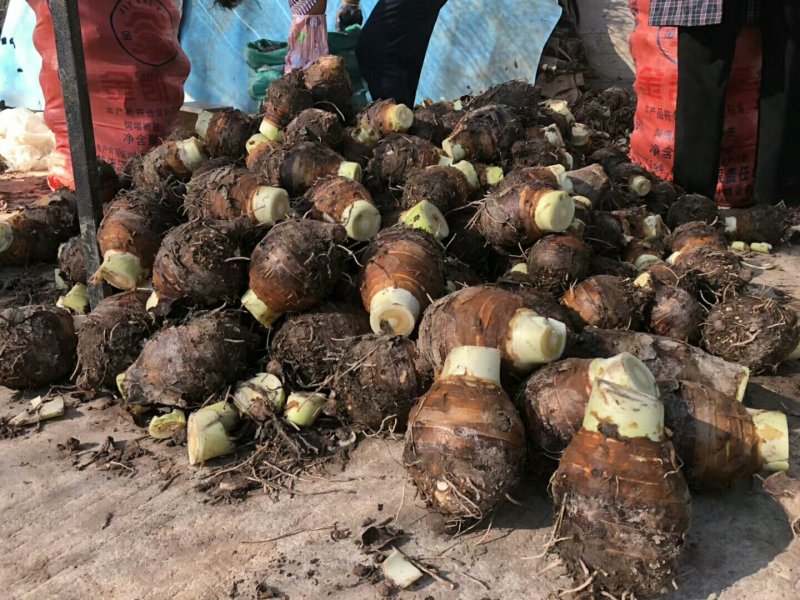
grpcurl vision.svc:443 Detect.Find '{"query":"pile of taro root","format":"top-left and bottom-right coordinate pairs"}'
top-left (1, 56), bottom-right (798, 597)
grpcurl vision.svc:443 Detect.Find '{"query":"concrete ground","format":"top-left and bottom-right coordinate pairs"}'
top-left (1, 249), bottom-right (800, 599)
top-left (576, 0), bottom-right (635, 88)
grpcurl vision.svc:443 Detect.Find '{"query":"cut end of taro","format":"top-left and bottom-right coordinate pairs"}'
top-left (390, 104), bottom-right (415, 132)
top-left (736, 366), bottom-right (750, 403)
top-left (506, 309), bottom-right (567, 370)
top-left (643, 214), bottom-right (666, 241)
top-left (633, 272), bottom-right (653, 292)
top-left (381, 549), bottom-right (424, 589)
top-left (400, 199), bottom-right (449, 240)
top-left (442, 138), bottom-right (465, 161)
top-left (337, 161), bottom-right (362, 182)
top-left (666, 251), bottom-right (682, 266)
top-left (543, 124), bottom-right (565, 148)
top-left (629, 174), bottom-right (652, 197)
top-left (176, 137), bottom-right (208, 172)
top-left (588, 352), bottom-right (659, 399)
top-left (369, 286), bottom-right (421, 337)
top-left (441, 345), bottom-right (502, 386)
top-left (258, 118), bottom-right (284, 142)
top-left (187, 402), bottom-right (239, 466)
top-left (544, 99), bottom-right (576, 124)
top-left (233, 373), bottom-right (286, 416)
top-left (0, 220), bottom-right (13, 254)
top-left (510, 262), bottom-right (529, 274)
top-left (354, 123), bottom-right (380, 147)
top-left (484, 165), bottom-right (505, 186)
top-left (92, 250), bottom-right (146, 291)
top-left (534, 191), bottom-right (575, 233)
top-left (571, 195), bottom-right (593, 209)
top-left (57, 283), bottom-right (89, 314)
top-left (633, 254), bottom-right (662, 271)
top-left (724, 216), bottom-right (738, 235)
top-left (145, 290), bottom-right (160, 312)
top-left (250, 186), bottom-right (290, 225)
top-left (583, 379), bottom-right (665, 442)
top-left (341, 200), bottom-right (382, 241)
top-left (194, 110), bottom-right (214, 139)
top-left (241, 289), bottom-right (282, 328)
top-left (746, 409), bottom-right (790, 472)
top-left (570, 123), bottom-right (592, 147)
top-left (246, 133), bottom-right (271, 155)
top-left (284, 392), bottom-right (327, 428)
top-left (149, 409), bottom-right (187, 440)
top-left (116, 373), bottom-right (127, 400)
top-left (451, 160), bottom-right (479, 190)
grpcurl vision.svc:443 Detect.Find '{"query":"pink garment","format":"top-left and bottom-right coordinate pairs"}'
top-left (285, 14), bottom-right (329, 73)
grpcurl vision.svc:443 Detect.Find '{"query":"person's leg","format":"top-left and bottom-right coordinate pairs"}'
top-left (357, 0), bottom-right (447, 106)
top-left (753, 0), bottom-right (787, 204)
top-left (673, 0), bottom-right (747, 199)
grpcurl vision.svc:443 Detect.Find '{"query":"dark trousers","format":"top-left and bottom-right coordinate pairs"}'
top-left (356, 0), bottom-right (448, 107)
top-left (674, 0), bottom-right (800, 204)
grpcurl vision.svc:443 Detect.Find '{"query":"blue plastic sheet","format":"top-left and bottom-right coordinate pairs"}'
top-left (0, 1), bottom-right (44, 109)
top-left (181, 0), bottom-right (562, 112)
top-left (2, 0), bottom-right (562, 113)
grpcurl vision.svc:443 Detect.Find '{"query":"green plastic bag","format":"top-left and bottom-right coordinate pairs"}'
top-left (246, 26), bottom-right (368, 109)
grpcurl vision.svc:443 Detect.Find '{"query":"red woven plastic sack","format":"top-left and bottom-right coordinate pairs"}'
top-left (28, 0), bottom-right (191, 190)
top-left (629, 0), bottom-right (761, 207)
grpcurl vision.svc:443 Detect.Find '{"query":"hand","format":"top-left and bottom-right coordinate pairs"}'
top-left (336, 1), bottom-right (363, 31)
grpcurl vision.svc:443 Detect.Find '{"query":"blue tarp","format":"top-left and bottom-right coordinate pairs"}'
top-left (1, 0), bottom-right (562, 113)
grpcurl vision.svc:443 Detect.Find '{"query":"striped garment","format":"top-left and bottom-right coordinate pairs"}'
top-left (648, 0), bottom-right (760, 27)
top-left (289, 0), bottom-right (321, 16)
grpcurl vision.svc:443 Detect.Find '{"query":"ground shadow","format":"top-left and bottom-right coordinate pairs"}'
top-left (671, 481), bottom-right (793, 599)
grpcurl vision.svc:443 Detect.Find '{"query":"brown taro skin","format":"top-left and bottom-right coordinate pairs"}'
top-left (304, 176), bottom-right (373, 224)
top-left (404, 373), bottom-right (525, 519)
top-left (151, 221), bottom-right (247, 309)
top-left (417, 285), bottom-right (525, 376)
top-left (477, 181), bottom-right (564, 250)
top-left (203, 108), bottom-right (256, 158)
top-left (561, 275), bottom-right (643, 330)
top-left (519, 358), bottom-right (594, 456)
top-left (120, 311), bottom-right (260, 409)
top-left (249, 219), bottom-right (348, 315)
top-left (567, 327), bottom-right (750, 403)
top-left (270, 304), bottom-right (370, 388)
top-left (526, 234), bottom-right (592, 296)
top-left (649, 283), bottom-right (703, 344)
top-left (0, 305), bottom-right (77, 390)
top-left (551, 428), bottom-right (691, 598)
top-left (401, 166), bottom-right (472, 212)
top-left (662, 381), bottom-right (761, 490)
top-left (366, 134), bottom-right (442, 188)
top-left (76, 291), bottom-right (156, 391)
top-left (254, 142), bottom-right (349, 197)
top-left (446, 104), bottom-right (524, 163)
top-left (702, 295), bottom-right (800, 373)
top-left (332, 334), bottom-right (432, 430)
top-left (260, 69), bottom-right (313, 129)
top-left (360, 226), bottom-right (446, 322)
top-left (284, 108), bottom-right (343, 148)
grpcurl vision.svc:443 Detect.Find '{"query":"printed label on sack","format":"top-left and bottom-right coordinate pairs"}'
top-left (111, 0), bottom-right (179, 67)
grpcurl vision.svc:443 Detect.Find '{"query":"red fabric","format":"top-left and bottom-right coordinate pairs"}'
top-left (629, 0), bottom-right (762, 207)
top-left (27, 0), bottom-right (191, 190)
